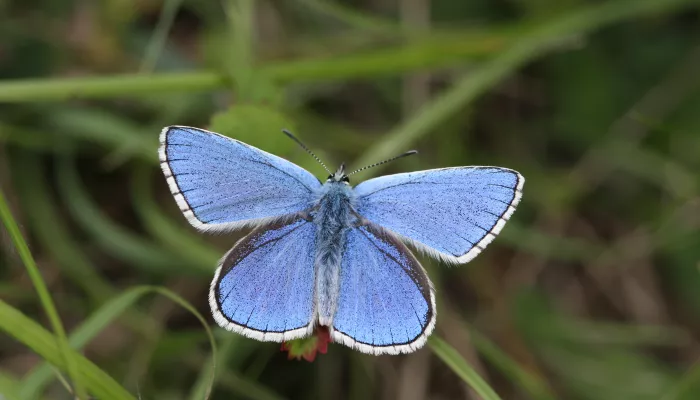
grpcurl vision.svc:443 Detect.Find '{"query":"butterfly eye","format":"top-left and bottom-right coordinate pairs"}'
top-left (342, 176), bottom-right (350, 183)
top-left (327, 174), bottom-right (334, 180)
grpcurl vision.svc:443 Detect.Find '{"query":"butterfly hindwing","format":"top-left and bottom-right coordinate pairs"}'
top-left (159, 126), bottom-right (321, 232)
top-left (331, 222), bottom-right (435, 355)
top-left (210, 215), bottom-right (317, 341)
top-left (354, 167), bottom-right (524, 264)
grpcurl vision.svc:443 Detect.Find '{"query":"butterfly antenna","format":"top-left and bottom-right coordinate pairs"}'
top-left (282, 129), bottom-right (332, 174)
top-left (347, 150), bottom-right (418, 176)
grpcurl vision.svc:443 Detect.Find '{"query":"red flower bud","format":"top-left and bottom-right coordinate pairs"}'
top-left (281, 326), bottom-right (331, 362)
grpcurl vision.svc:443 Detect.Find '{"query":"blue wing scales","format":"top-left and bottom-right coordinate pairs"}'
top-left (354, 167), bottom-right (523, 264)
top-left (331, 223), bottom-right (435, 355)
top-left (159, 126), bottom-right (321, 231)
top-left (210, 216), bottom-right (317, 341)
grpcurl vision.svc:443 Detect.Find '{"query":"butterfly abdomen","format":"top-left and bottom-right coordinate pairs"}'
top-left (313, 182), bottom-right (356, 326)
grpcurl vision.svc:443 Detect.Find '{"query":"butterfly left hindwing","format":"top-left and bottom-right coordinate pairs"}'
top-left (210, 215), bottom-right (317, 342)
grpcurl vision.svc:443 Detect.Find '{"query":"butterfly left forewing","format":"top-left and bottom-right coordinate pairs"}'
top-left (159, 126), bottom-right (321, 232)
top-left (331, 222), bottom-right (435, 355)
top-left (210, 215), bottom-right (317, 341)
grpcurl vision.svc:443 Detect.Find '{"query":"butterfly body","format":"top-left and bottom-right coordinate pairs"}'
top-left (159, 126), bottom-right (524, 355)
top-left (312, 176), bottom-right (356, 327)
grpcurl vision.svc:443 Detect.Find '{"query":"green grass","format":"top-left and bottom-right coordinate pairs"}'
top-left (0, 0), bottom-right (695, 102)
top-left (0, 0), bottom-right (699, 398)
top-left (0, 299), bottom-right (129, 399)
top-left (429, 337), bottom-right (504, 400)
top-left (0, 186), bottom-right (88, 398)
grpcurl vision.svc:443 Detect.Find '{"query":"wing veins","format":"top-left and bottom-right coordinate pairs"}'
top-left (240, 157), bottom-right (315, 193)
top-left (219, 220), bottom-right (307, 304)
top-left (364, 199), bottom-right (479, 246)
top-left (217, 219), bottom-right (314, 333)
top-left (337, 226), bottom-right (430, 347)
top-left (163, 129), bottom-right (319, 228)
top-left (357, 227), bottom-right (425, 296)
top-left (487, 183), bottom-right (521, 192)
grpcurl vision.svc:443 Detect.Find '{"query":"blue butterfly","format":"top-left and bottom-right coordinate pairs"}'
top-left (158, 126), bottom-right (524, 355)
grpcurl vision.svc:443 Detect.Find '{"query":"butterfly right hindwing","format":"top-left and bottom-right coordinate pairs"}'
top-left (331, 222), bottom-right (435, 355)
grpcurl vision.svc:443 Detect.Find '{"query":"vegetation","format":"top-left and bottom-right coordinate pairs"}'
top-left (0, 0), bottom-right (699, 398)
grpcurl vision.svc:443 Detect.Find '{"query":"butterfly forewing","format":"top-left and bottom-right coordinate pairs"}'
top-left (354, 167), bottom-right (524, 264)
top-left (159, 126), bottom-right (321, 232)
top-left (210, 215), bottom-right (317, 341)
top-left (332, 223), bottom-right (435, 355)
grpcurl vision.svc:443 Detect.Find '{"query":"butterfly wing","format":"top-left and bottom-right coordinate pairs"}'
top-left (331, 223), bottom-right (435, 355)
top-left (354, 167), bottom-right (523, 264)
top-left (210, 215), bottom-right (317, 341)
top-left (159, 126), bottom-right (321, 232)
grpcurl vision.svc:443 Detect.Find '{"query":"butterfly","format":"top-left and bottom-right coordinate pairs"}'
top-left (158, 126), bottom-right (524, 355)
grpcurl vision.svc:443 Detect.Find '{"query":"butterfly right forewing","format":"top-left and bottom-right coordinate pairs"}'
top-left (353, 167), bottom-right (524, 264)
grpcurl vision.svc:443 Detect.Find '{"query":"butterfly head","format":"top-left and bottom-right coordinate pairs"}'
top-left (328, 163), bottom-right (350, 184)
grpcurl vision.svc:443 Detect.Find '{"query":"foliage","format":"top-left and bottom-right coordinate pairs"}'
top-left (1, 0), bottom-right (699, 398)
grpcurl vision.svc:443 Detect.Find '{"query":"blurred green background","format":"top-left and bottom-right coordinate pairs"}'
top-left (1, 0), bottom-right (700, 399)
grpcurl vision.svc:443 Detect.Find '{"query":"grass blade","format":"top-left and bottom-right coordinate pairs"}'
top-left (48, 108), bottom-right (154, 163)
top-left (19, 286), bottom-right (217, 400)
top-left (469, 329), bottom-right (556, 400)
top-left (351, 0), bottom-right (700, 177)
top-left (0, 298), bottom-right (134, 399)
top-left (429, 336), bottom-right (503, 400)
top-left (148, 286), bottom-right (218, 400)
top-left (140, 0), bottom-right (184, 72)
top-left (351, 41), bottom-right (536, 180)
top-left (0, 186), bottom-right (87, 398)
top-left (0, 371), bottom-right (22, 400)
top-left (12, 151), bottom-right (114, 302)
top-left (298, 0), bottom-right (400, 35)
top-left (19, 288), bottom-right (148, 398)
top-left (0, 0), bottom-right (694, 102)
top-left (55, 155), bottom-right (193, 274)
top-left (188, 336), bottom-right (232, 400)
top-left (661, 359), bottom-right (700, 400)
